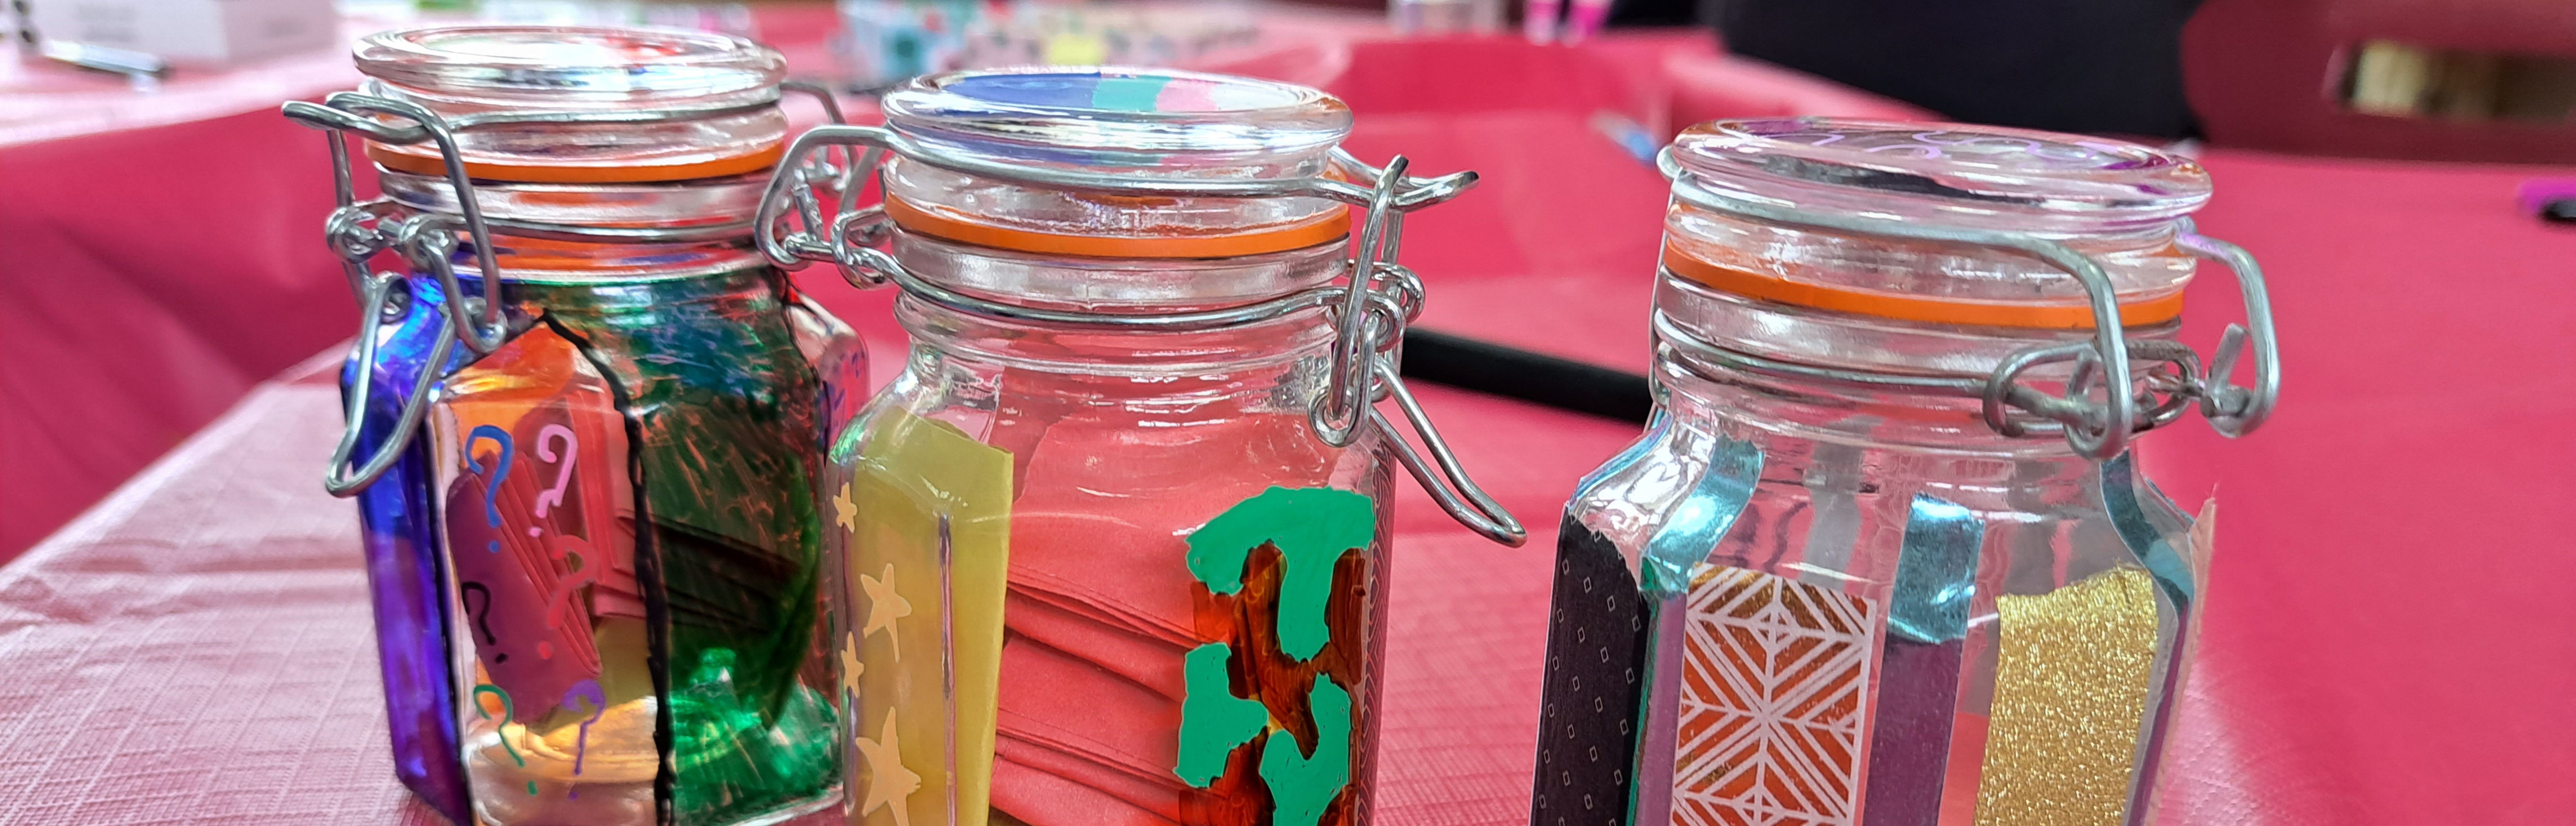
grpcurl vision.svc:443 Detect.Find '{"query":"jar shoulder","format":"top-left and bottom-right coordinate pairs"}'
top-left (1564, 406), bottom-right (2204, 601)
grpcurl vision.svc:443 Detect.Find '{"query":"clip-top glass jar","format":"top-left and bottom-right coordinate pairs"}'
top-left (1530, 119), bottom-right (2280, 826)
top-left (753, 67), bottom-right (1526, 826)
top-left (284, 26), bottom-right (865, 826)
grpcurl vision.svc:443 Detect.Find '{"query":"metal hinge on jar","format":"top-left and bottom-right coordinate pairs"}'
top-left (753, 126), bottom-right (1530, 546)
top-left (1653, 148), bottom-right (2282, 461)
top-left (278, 82), bottom-right (851, 496)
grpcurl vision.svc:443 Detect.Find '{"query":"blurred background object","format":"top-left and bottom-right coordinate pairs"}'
top-left (1391, 0), bottom-right (1499, 37)
top-left (21, 0), bottom-right (337, 65)
top-left (837, 1), bottom-right (1260, 90)
top-left (2186, 0), bottom-right (2576, 163)
top-left (339, 0), bottom-right (757, 35)
top-left (1700, 0), bottom-right (2200, 137)
top-left (836, 0), bottom-right (979, 88)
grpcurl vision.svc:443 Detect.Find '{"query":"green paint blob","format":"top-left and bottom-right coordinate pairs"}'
top-left (1259, 678), bottom-right (1352, 826)
top-left (1091, 75), bottom-right (1172, 111)
top-left (1174, 643), bottom-right (1271, 788)
top-left (1184, 486), bottom-right (1375, 661)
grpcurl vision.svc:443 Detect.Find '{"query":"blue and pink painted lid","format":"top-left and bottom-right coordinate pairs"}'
top-left (882, 67), bottom-right (1352, 169)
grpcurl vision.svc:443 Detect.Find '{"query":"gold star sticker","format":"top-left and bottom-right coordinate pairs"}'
top-left (834, 482), bottom-right (857, 534)
top-left (852, 709), bottom-right (919, 826)
top-left (838, 632), bottom-right (865, 698)
top-left (859, 562), bottom-right (911, 661)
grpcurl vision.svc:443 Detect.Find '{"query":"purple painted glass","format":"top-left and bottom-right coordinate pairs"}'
top-left (347, 275), bottom-right (471, 823)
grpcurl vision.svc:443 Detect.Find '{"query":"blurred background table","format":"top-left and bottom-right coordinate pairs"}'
top-left (3, 3), bottom-right (2573, 825)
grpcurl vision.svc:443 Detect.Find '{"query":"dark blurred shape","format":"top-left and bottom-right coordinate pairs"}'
top-left (2547, 200), bottom-right (2576, 223)
top-left (1401, 329), bottom-right (1654, 424)
top-left (2186, 0), bottom-right (2576, 164)
top-left (1610, 0), bottom-right (1701, 26)
top-left (1701, 0), bottom-right (2201, 137)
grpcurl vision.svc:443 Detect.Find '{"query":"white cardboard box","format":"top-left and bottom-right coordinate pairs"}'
top-left (28, 0), bottom-right (338, 64)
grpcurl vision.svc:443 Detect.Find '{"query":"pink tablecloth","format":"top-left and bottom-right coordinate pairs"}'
top-left (7, 14), bottom-right (2576, 826)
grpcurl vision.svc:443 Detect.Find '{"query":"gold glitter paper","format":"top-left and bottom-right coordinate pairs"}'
top-left (1974, 566), bottom-right (2161, 826)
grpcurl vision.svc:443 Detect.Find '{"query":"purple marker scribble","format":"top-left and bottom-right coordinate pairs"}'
top-left (563, 679), bottom-right (608, 799)
top-left (1865, 143), bottom-right (1944, 158)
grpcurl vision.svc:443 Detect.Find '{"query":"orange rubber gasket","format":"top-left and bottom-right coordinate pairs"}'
top-left (881, 194), bottom-right (1352, 259)
top-left (1661, 246), bottom-right (2186, 329)
top-left (368, 142), bottom-right (785, 184)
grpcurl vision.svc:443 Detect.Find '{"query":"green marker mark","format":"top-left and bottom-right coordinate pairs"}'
top-left (1090, 75), bottom-right (1172, 111)
top-left (1259, 679), bottom-right (1352, 826)
top-left (1174, 643), bottom-right (1271, 787)
top-left (1184, 486), bottom-right (1375, 661)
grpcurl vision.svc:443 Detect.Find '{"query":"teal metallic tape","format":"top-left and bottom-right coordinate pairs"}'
top-left (1887, 493), bottom-right (1983, 644)
top-left (1639, 432), bottom-right (1762, 600)
top-left (1572, 410), bottom-right (1670, 500)
top-left (2100, 452), bottom-right (2197, 608)
top-left (2098, 450), bottom-right (2203, 820)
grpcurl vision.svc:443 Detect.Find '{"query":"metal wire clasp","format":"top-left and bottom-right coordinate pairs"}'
top-left (755, 127), bottom-right (1528, 546)
top-left (281, 83), bottom-right (850, 496)
top-left (1655, 147), bottom-right (2281, 459)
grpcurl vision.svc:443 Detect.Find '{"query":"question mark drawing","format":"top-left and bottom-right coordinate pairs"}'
top-left (561, 679), bottom-right (608, 798)
top-left (471, 684), bottom-right (539, 796)
top-left (462, 425), bottom-right (514, 553)
top-left (531, 424), bottom-right (577, 526)
top-left (535, 564), bottom-right (597, 662)
top-left (459, 581), bottom-right (506, 664)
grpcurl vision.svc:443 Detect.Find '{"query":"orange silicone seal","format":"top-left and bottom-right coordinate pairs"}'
top-left (1660, 246), bottom-right (2186, 329)
top-left (881, 194), bottom-right (1353, 259)
top-left (367, 143), bottom-right (786, 184)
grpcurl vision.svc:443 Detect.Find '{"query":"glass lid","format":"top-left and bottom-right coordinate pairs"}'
top-left (354, 25), bottom-right (785, 102)
top-left (880, 67), bottom-right (1352, 170)
top-left (350, 25), bottom-right (789, 183)
top-left (1671, 118), bottom-right (2211, 234)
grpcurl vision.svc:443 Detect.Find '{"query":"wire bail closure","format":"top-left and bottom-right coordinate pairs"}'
top-left (281, 82), bottom-right (850, 497)
top-left (1652, 147), bottom-right (2281, 460)
top-left (752, 125), bottom-right (1529, 546)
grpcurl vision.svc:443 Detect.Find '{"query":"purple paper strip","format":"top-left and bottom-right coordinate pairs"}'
top-left (1861, 637), bottom-right (1963, 826)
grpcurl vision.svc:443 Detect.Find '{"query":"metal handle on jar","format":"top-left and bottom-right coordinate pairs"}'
top-left (2172, 226), bottom-right (2280, 438)
top-left (1656, 147), bottom-right (2282, 460)
top-left (321, 271), bottom-right (458, 496)
top-left (754, 127), bottom-right (1525, 546)
top-left (286, 94), bottom-right (511, 354)
top-left (283, 83), bottom-right (851, 496)
top-left (284, 94), bottom-right (518, 498)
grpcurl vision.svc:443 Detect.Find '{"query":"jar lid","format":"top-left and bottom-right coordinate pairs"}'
top-left (355, 25), bottom-right (784, 101)
top-left (881, 67), bottom-right (1351, 168)
top-left (876, 67), bottom-right (1355, 257)
top-left (354, 26), bottom-right (788, 183)
top-left (1671, 118), bottom-right (2210, 231)
top-left (1664, 118), bottom-right (2210, 329)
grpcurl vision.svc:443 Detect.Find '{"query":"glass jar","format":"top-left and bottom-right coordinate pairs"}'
top-left (290, 26), bottom-right (864, 826)
top-left (753, 68), bottom-right (1525, 826)
top-left (1529, 119), bottom-right (2279, 826)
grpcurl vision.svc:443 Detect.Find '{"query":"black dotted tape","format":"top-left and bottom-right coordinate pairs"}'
top-left (1529, 515), bottom-right (1652, 826)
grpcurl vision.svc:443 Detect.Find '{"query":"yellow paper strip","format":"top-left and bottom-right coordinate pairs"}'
top-left (844, 408), bottom-right (1015, 826)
